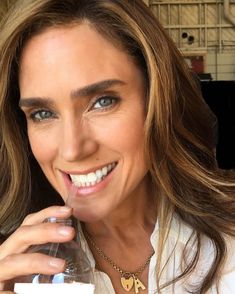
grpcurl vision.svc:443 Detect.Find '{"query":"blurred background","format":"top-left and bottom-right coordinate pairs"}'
top-left (0, 0), bottom-right (234, 169)
top-left (146, 0), bottom-right (235, 170)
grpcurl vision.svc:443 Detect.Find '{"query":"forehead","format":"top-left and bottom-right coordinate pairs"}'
top-left (19, 23), bottom-right (144, 96)
top-left (20, 23), bottom-right (129, 67)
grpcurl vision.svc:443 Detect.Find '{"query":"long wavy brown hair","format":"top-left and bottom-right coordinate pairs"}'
top-left (0, 0), bottom-right (234, 292)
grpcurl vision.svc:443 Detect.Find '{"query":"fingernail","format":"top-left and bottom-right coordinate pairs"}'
top-left (57, 226), bottom-right (73, 236)
top-left (58, 206), bottom-right (71, 213)
top-left (49, 258), bottom-right (65, 269)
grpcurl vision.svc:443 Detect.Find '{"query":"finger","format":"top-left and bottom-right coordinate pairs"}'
top-left (0, 222), bottom-right (75, 259)
top-left (0, 253), bottom-right (65, 282)
top-left (22, 206), bottom-right (72, 226)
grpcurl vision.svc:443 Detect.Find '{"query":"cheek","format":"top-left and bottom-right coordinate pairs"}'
top-left (115, 128), bottom-right (144, 156)
top-left (28, 128), bottom-right (57, 165)
top-left (92, 110), bottom-right (145, 156)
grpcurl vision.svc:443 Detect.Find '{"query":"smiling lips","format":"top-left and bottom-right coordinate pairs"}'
top-left (69, 162), bottom-right (117, 188)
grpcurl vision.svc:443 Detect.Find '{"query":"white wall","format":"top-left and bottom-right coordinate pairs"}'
top-left (150, 0), bottom-right (235, 81)
top-left (206, 52), bottom-right (235, 80)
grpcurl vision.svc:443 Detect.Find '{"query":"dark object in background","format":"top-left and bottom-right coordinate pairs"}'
top-left (200, 81), bottom-right (235, 170)
top-left (197, 73), bottom-right (213, 82)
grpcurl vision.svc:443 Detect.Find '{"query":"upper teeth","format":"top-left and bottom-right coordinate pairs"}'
top-left (70, 162), bottom-right (116, 187)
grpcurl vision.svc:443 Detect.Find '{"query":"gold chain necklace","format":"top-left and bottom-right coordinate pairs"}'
top-left (83, 228), bottom-right (154, 293)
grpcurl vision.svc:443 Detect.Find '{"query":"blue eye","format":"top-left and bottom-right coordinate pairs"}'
top-left (30, 110), bottom-right (54, 121)
top-left (92, 96), bottom-right (118, 110)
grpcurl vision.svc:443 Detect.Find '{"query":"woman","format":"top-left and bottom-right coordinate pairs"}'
top-left (0, 0), bottom-right (234, 293)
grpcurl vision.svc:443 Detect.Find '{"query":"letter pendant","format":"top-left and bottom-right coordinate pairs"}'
top-left (134, 275), bottom-right (146, 294)
top-left (121, 273), bottom-right (134, 291)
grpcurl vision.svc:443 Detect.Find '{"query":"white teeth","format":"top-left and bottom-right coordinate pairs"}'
top-left (87, 172), bottom-right (97, 182)
top-left (69, 162), bottom-right (116, 187)
top-left (80, 175), bottom-right (87, 183)
top-left (107, 164), bottom-right (112, 172)
top-left (95, 169), bottom-right (103, 179)
top-left (102, 166), bottom-right (108, 176)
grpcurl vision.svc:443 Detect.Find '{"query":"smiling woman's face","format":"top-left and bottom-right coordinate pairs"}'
top-left (19, 23), bottom-right (149, 222)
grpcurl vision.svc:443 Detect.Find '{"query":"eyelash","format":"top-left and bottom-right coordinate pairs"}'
top-left (29, 109), bottom-right (55, 122)
top-left (90, 95), bottom-right (120, 111)
top-left (28, 95), bottom-right (120, 122)
top-left (29, 109), bottom-right (56, 122)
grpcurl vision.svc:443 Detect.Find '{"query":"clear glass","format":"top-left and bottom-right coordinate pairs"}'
top-left (17, 217), bottom-right (93, 285)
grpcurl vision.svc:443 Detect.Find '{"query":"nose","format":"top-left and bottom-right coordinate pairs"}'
top-left (59, 118), bottom-right (98, 162)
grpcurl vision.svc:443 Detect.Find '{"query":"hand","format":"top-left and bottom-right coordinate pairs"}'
top-left (0, 206), bottom-right (74, 291)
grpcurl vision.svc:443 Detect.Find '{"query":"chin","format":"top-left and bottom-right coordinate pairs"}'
top-left (72, 207), bottom-right (107, 223)
top-left (68, 194), bottom-right (115, 223)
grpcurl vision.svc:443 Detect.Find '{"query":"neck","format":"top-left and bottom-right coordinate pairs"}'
top-left (83, 178), bottom-right (157, 242)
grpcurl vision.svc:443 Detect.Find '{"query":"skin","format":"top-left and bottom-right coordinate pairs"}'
top-left (0, 23), bottom-right (156, 293)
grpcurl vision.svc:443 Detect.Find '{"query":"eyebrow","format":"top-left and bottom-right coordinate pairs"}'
top-left (70, 79), bottom-right (125, 98)
top-left (19, 79), bottom-right (126, 108)
top-left (19, 97), bottom-right (54, 108)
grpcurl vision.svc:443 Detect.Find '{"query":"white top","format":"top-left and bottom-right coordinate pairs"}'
top-left (14, 283), bottom-right (95, 294)
top-left (79, 217), bottom-right (235, 293)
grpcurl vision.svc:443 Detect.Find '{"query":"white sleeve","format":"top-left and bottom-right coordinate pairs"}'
top-left (218, 236), bottom-right (235, 293)
top-left (217, 270), bottom-right (235, 293)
